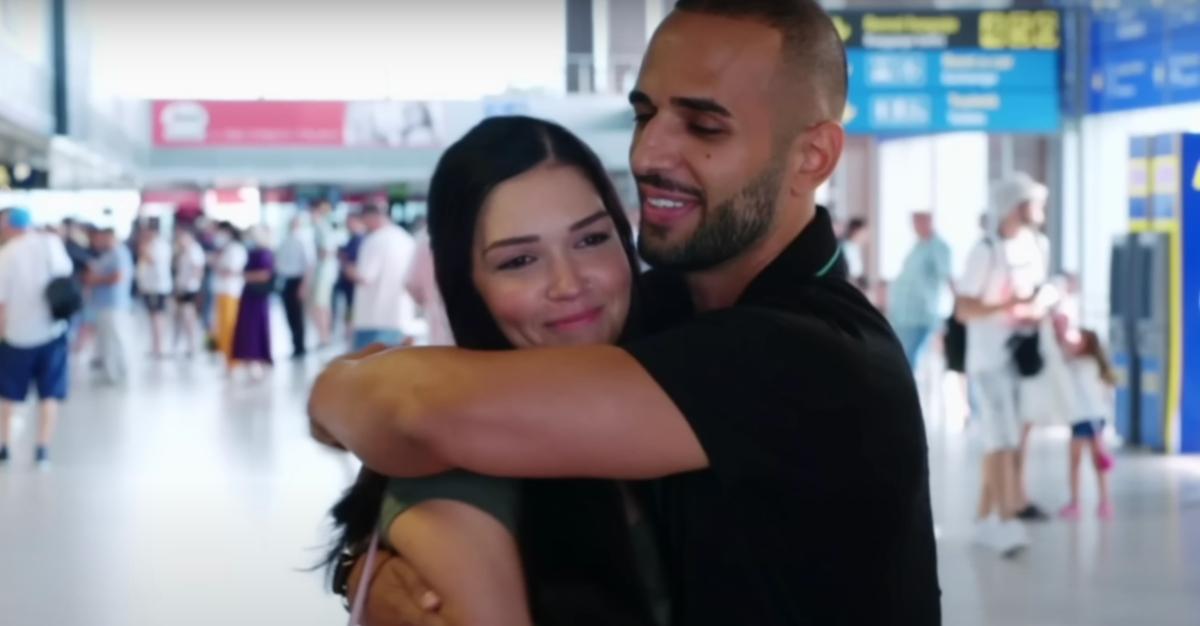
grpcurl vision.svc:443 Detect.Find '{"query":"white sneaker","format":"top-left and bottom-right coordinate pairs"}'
top-left (994, 519), bottom-right (1029, 557)
top-left (972, 517), bottom-right (1002, 550)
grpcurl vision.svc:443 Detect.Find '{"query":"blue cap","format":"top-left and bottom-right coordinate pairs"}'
top-left (5, 207), bottom-right (31, 229)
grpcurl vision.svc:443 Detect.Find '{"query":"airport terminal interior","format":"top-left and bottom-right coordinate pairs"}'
top-left (2, 1), bottom-right (1200, 625)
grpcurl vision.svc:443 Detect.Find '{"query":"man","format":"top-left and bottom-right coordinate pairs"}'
top-left (276, 214), bottom-right (315, 358)
top-left (135, 219), bottom-right (173, 357)
top-left (334, 212), bottom-right (366, 338)
top-left (86, 228), bottom-right (133, 384)
top-left (61, 218), bottom-right (96, 354)
top-left (956, 171), bottom-right (1054, 555)
top-left (0, 208), bottom-right (74, 466)
top-left (311, 2), bottom-right (940, 624)
top-left (888, 211), bottom-right (953, 368)
top-left (345, 205), bottom-right (416, 350)
top-left (839, 216), bottom-right (869, 291)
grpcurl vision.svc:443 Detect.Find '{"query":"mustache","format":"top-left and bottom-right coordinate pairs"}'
top-left (634, 173), bottom-right (704, 199)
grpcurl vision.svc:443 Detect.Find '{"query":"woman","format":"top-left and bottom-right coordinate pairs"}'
top-left (211, 222), bottom-right (248, 363)
top-left (229, 227), bottom-right (275, 379)
top-left (323, 116), bottom-right (659, 626)
top-left (309, 201), bottom-right (340, 348)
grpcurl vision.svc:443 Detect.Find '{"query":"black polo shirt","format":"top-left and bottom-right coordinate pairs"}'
top-left (624, 207), bottom-right (941, 626)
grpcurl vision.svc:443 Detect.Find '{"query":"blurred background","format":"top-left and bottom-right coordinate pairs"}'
top-left (1, 0), bottom-right (1199, 625)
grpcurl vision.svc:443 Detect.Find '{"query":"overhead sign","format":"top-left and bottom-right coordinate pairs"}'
top-left (152, 100), bottom-right (444, 149)
top-left (1089, 6), bottom-right (1200, 113)
top-left (832, 10), bottom-right (1062, 134)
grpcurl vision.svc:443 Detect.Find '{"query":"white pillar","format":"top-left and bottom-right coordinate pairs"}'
top-left (592, 0), bottom-right (610, 93)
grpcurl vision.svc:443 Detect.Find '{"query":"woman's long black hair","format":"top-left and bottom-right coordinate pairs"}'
top-left (321, 116), bottom-right (641, 583)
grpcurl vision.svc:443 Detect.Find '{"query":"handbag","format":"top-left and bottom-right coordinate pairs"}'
top-left (43, 236), bottom-right (83, 321)
top-left (1008, 330), bottom-right (1044, 377)
top-left (347, 531), bottom-right (382, 626)
top-left (943, 313), bottom-right (967, 374)
top-left (243, 274), bottom-right (277, 297)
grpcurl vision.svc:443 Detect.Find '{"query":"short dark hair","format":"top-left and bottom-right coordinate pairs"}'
top-left (845, 217), bottom-right (868, 238)
top-left (358, 204), bottom-right (385, 217)
top-left (673, 0), bottom-right (847, 121)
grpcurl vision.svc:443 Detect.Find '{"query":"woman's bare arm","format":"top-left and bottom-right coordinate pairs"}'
top-left (386, 500), bottom-right (531, 626)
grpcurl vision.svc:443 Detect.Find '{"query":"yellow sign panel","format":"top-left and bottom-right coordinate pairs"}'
top-left (1192, 159), bottom-right (1200, 192)
top-left (979, 10), bottom-right (1061, 50)
top-left (1129, 160), bottom-right (1149, 198)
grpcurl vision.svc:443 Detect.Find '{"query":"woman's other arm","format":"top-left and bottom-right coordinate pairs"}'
top-left (384, 500), bottom-right (531, 626)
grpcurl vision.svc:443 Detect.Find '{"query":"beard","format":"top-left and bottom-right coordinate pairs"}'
top-left (638, 162), bottom-right (781, 272)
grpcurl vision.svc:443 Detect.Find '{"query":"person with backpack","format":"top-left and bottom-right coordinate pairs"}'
top-left (0, 208), bottom-right (76, 467)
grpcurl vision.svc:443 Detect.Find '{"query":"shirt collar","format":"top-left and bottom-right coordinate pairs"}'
top-left (738, 205), bottom-right (845, 305)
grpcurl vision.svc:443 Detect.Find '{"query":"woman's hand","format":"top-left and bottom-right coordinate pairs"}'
top-left (346, 550), bottom-right (445, 626)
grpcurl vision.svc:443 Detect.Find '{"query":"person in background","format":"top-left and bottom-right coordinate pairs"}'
top-left (276, 213), bottom-right (315, 359)
top-left (173, 227), bottom-right (207, 358)
top-left (345, 204), bottom-right (416, 350)
top-left (334, 212), bottom-right (367, 340)
top-left (195, 217), bottom-right (220, 340)
top-left (0, 208), bottom-right (73, 466)
top-left (136, 219), bottom-right (173, 358)
top-left (229, 226), bottom-right (276, 380)
top-left (956, 172), bottom-right (1055, 556)
top-left (405, 221), bottom-right (453, 346)
top-left (839, 216), bottom-right (869, 291)
top-left (1052, 274), bottom-right (1116, 521)
top-left (212, 222), bottom-right (249, 365)
top-left (85, 228), bottom-right (133, 385)
top-left (62, 219), bottom-right (97, 354)
top-left (888, 211), bottom-right (953, 368)
top-left (308, 200), bottom-right (340, 349)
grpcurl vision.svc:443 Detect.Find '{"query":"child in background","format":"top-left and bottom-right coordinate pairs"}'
top-left (1053, 274), bottom-right (1116, 520)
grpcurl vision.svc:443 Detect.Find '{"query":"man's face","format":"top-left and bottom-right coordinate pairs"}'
top-left (1019, 198), bottom-right (1047, 228)
top-left (912, 213), bottom-right (934, 239)
top-left (629, 13), bottom-right (790, 271)
top-left (362, 213), bottom-right (384, 231)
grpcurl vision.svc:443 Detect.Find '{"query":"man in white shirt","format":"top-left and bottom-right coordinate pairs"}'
top-left (956, 172), bottom-right (1054, 556)
top-left (0, 208), bottom-right (74, 466)
top-left (136, 220), bottom-right (174, 357)
top-left (276, 214), bottom-right (315, 358)
top-left (346, 205), bottom-right (416, 351)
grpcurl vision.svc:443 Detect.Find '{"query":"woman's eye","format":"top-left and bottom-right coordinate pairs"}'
top-left (498, 255), bottom-right (536, 271)
top-left (578, 232), bottom-right (612, 248)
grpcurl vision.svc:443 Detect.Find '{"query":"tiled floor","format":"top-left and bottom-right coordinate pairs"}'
top-left (1, 313), bottom-right (1198, 625)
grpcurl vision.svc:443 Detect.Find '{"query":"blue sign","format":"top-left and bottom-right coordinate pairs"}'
top-left (1180, 133), bottom-right (1200, 453)
top-left (1090, 6), bottom-right (1200, 113)
top-left (845, 49), bottom-right (1060, 133)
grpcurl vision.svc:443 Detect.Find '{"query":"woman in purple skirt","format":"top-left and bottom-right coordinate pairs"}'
top-left (230, 227), bottom-right (275, 380)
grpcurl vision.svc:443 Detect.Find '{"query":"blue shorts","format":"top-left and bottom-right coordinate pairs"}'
top-left (352, 329), bottom-right (406, 352)
top-left (0, 334), bottom-right (69, 402)
top-left (1071, 419), bottom-right (1106, 440)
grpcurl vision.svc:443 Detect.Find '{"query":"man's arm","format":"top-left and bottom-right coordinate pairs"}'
top-left (309, 345), bottom-right (708, 480)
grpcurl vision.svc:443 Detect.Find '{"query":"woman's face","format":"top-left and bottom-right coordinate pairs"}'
top-left (472, 164), bottom-right (632, 349)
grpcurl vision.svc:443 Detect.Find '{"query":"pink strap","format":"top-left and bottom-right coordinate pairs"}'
top-left (348, 532), bottom-right (382, 626)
